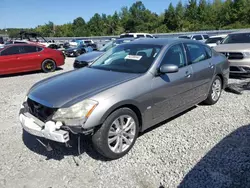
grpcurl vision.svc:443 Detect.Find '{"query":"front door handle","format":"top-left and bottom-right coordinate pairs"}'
top-left (209, 62), bottom-right (214, 69)
top-left (185, 71), bottom-right (192, 78)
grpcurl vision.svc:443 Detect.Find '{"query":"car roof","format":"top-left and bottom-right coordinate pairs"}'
top-left (209, 34), bottom-right (227, 38)
top-left (230, 30), bottom-right (250, 34)
top-left (2, 43), bottom-right (44, 48)
top-left (117, 37), bottom-right (135, 41)
top-left (122, 38), bottom-right (201, 46)
top-left (120, 33), bottom-right (152, 35)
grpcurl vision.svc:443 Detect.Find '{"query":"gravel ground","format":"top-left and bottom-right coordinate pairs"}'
top-left (0, 58), bottom-right (249, 188)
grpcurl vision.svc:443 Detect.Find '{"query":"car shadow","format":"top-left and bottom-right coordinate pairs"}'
top-left (178, 124), bottom-right (250, 188)
top-left (140, 106), bottom-right (197, 136)
top-left (22, 129), bottom-right (108, 162)
top-left (225, 80), bottom-right (250, 95)
top-left (0, 67), bottom-right (63, 78)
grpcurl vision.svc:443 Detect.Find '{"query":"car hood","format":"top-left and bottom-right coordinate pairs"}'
top-left (76, 51), bottom-right (104, 62)
top-left (28, 68), bottom-right (141, 108)
top-left (214, 43), bottom-right (250, 52)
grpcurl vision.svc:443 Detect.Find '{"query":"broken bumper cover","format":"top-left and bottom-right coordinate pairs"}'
top-left (19, 112), bottom-right (69, 143)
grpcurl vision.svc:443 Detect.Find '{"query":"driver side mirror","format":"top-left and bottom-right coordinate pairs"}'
top-left (77, 61), bottom-right (89, 68)
top-left (158, 64), bottom-right (179, 74)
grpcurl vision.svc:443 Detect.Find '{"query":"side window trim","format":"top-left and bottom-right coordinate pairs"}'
top-left (159, 43), bottom-right (187, 68)
top-left (184, 43), bottom-right (208, 64)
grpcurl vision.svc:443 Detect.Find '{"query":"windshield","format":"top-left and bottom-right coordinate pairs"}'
top-left (205, 37), bottom-right (224, 44)
top-left (99, 41), bottom-right (115, 52)
top-left (222, 33), bottom-right (250, 44)
top-left (90, 44), bottom-right (162, 73)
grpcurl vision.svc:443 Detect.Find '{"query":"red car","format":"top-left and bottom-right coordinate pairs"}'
top-left (0, 44), bottom-right (65, 75)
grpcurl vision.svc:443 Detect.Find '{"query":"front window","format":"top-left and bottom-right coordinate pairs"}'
top-left (222, 33), bottom-right (250, 44)
top-left (90, 44), bottom-right (162, 73)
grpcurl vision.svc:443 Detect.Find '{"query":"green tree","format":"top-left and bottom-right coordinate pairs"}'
top-left (164, 3), bottom-right (176, 31)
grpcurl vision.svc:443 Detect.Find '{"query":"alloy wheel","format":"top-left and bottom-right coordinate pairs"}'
top-left (108, 115), bottom-right (136, 153)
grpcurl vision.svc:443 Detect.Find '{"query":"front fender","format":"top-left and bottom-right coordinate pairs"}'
top-left (99, 100), bottom-right (143, 124)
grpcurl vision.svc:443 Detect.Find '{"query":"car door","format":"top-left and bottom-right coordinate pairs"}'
top-left (0, 46), bottom-right (21, 74)
top-left (184, 43), bottom-right (215, 101)
top-left (14, 45), bottom-right (42, 71)
top-left (150, 43), bottom-right (194, 123)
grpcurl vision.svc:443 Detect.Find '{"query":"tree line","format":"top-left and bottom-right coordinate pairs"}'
top-left (1, 0), bottom-right (250, 38)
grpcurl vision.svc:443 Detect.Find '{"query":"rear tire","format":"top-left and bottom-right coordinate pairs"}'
top-left (41, 59), bottom-right (56, 73)
top-left (92, 108), bottom-right (139, 160)
top-left (203, 76), bottom-right (222, 105)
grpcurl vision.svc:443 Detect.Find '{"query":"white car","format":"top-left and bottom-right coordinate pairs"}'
top-left (120, 33), bottom-right (154, 38)
top-left (205, 34), bottom-right (228, 47)
top-left (178, 34), bottom-right (209, 43)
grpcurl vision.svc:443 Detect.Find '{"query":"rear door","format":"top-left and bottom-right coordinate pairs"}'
top-left (184, 43), bottom-right (215, 100)
top-left (0, 46), bottom-right (21, 74)
top-left (150, 43), bottom-right (194, 122)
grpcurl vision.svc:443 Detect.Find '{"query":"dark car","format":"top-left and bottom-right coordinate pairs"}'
top-left (73, 37), bottom-right (135, 68)
top-left (64, 44), bottom-right (93, 57)
top-left (0, 37), bottom-right (4, 44)
top-left (20, 38), bottom-right (229, 160)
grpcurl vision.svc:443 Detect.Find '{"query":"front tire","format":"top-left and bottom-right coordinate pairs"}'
top-left (203, 76), bottom-right (222, 105)
top-left (41, 59), bottom-right (56, 73)
top-left (92, 108), bottom-right (139, 160)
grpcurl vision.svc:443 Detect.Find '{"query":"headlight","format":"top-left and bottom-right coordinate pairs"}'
top-left (52, 99), bottom-right (98, 122)
top-left (243, 52), bottom-right (250, 57)
top-left (73, 49), bottom-right (77, 52)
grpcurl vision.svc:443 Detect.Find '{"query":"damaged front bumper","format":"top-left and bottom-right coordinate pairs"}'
top-left (20, 111), bottom-right (70, 143)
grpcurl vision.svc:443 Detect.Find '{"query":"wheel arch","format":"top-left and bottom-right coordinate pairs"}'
top-left (100, 101), bottom-right (143, 131)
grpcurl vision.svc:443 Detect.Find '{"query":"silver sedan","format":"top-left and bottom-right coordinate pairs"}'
top-left (19, 38), bottom-right (229, 159)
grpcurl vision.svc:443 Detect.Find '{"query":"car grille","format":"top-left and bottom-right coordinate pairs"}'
top-left (27, 98), bottom-right (57, 122)
top-left (220, 52), bottom-right (244, 60)
top-left (230, 66), bottom-right (241, 72)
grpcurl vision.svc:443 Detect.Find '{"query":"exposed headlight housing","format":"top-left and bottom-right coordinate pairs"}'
top-left (243, 52), bottom-right (250, 57)
top-left (52, 99), bottom-right (98, 126)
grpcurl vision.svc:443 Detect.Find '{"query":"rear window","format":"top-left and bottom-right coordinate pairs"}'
top-left (137, 34), bottom-right (145, 38)
top-left (120, 34), bottom-right (134, 38)
top-left (193, 35), bottom-right (203, 40)
top-left (203, 35), bottom-right (209, 39)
